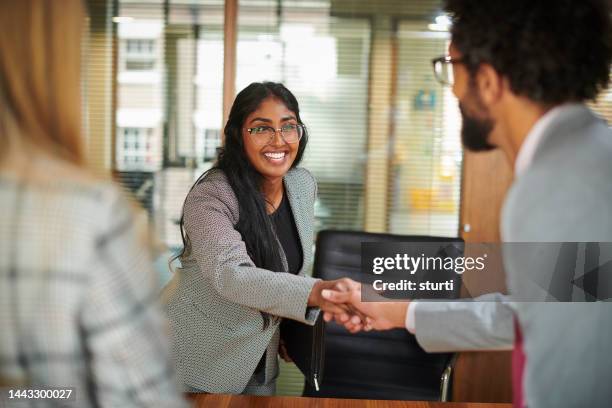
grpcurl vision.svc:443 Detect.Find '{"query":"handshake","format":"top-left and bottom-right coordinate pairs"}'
top-left (307, 278), bottom-right (411, 333)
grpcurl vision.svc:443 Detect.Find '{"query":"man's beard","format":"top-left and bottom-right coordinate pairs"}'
top-left (459, 98), bottom-right (496, 152)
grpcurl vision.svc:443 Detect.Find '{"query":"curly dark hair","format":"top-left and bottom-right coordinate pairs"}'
top-left (444, 0), bottom-right (612, 105)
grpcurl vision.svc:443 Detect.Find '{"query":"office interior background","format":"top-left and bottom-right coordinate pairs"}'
top-left (82, 0), bottom-right (612, 399)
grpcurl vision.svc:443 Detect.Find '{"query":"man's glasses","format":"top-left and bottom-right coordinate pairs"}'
top-left (431, 55), bottom-right (465, 86)
top-left (246, 123), bottom-right (305, 145)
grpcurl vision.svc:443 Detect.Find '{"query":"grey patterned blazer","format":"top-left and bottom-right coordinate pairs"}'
top-left (162, 167), bottom-right (320, 394)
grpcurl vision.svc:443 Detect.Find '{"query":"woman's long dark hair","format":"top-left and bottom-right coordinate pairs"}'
top-left (175, 82), bottom-right (308, 328)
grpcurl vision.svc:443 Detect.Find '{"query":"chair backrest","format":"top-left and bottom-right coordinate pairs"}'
top-left (304, 230), bottom-right (463, 400)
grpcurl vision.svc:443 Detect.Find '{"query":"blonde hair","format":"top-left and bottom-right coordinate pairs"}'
top-left (0, 0), bottom-right (85, 165)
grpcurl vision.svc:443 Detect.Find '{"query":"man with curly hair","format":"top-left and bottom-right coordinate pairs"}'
top-left (323, 1), bottom-right (612, 407)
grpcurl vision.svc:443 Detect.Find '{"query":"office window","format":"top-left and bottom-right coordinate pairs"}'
top-left (126, 38), bottom-right (155, 54)
top-left (198, 128), bottom-right (222, 162)
top-left (116, 127), bottom-right (157, 171)
top-left (114, 0), bottom-right (226, 248)
top-left (389, 21), bottom-right (461, 237)
top-left (124, 39), bottom-right (157, 70)
top-left (121, 36), bottom-right (159, 72)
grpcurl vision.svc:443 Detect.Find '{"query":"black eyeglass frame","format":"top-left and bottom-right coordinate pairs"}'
top-left (431, 55), bottom-right (466, 86)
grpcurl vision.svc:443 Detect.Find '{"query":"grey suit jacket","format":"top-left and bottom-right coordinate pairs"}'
top-left (414, 105), bottom-right (612, 407)
top-left (162, 167), bottom-right (319, 394)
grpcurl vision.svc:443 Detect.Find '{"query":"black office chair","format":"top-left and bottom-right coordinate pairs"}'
top-left (303, 230), bottom-right (463, 401)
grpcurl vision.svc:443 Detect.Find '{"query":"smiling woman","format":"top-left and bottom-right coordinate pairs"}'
top-left (242, 96), bottom-right (305, 211)
top-left (162, 82), bottom-right (358, 395)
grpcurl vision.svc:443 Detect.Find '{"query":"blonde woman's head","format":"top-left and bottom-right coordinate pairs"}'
top-left (0, 0), bottom-right (85, 165)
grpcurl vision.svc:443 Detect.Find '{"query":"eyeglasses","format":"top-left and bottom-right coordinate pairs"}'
top-left (245, 123), bottom-right (305, 145)
top-left (431, 55), bottom-right (465, 86)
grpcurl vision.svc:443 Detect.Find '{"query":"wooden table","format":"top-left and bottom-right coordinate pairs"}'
top-left (189, 394), bottom-right (513, 408)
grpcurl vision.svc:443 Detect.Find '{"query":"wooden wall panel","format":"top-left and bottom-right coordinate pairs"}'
top-left (452, 148), bottom-right (514, 403)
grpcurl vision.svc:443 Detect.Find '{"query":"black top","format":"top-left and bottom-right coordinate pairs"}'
top-left (254, 192), bottom-right (304, 377)
top-left (270, 192), bottom-right (303, 274)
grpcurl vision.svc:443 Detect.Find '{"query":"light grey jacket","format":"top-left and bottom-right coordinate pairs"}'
top-left (162, 167), bottom-right (319, 394)
top-left (0, 153), bottom-right (187, 408)
top-left (413, 105), bottom-right (612, 407)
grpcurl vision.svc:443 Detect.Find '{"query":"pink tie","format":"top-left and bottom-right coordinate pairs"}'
top-left (513, 318), bottom-right (526, 408)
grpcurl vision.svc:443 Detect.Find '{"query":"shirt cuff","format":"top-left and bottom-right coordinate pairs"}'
top-left (405, 300), bottom-right (418, 334)
top-left (305, 306), bottom-right (320, 324)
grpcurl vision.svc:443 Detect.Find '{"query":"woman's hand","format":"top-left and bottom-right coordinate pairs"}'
top-left (278, 339), bottom-right (292, 363)
top-left (307, 278), bottom-right (366, 327)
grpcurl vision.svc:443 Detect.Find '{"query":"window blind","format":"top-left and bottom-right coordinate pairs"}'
top-left (390, 21), bottom-right (461, 237)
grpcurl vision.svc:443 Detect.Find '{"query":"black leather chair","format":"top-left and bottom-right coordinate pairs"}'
top-left (303, 230), bottom-right (463, 401)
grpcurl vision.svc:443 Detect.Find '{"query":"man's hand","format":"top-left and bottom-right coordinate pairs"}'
top-left (321, 284), bottom-right (410, 331)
